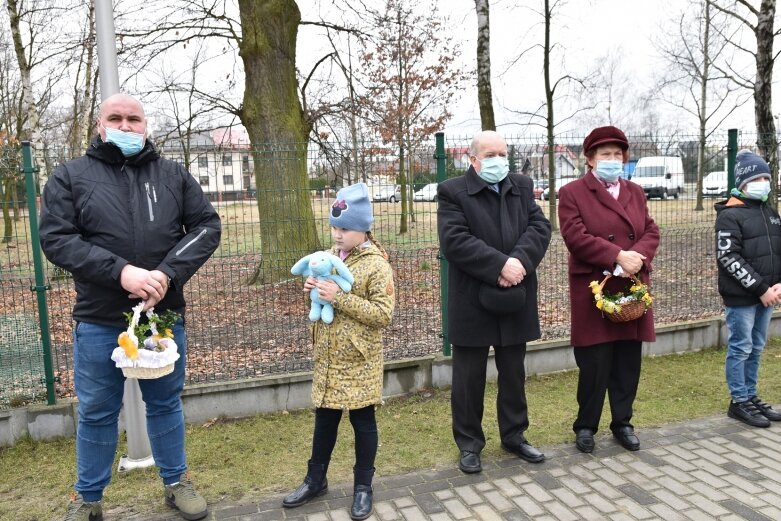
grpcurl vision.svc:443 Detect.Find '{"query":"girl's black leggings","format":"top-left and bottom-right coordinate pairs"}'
top-left (310, 405), bottom-right (377, 472)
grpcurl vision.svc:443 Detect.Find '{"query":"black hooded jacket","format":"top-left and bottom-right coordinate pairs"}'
top-left (715, 195), bottom-right (781, 306)
top-left (39, 137), bottom-right (221, 327)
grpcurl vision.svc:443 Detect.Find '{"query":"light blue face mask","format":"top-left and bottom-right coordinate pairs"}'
top-left (103, 124), bottom-right (145, 157)
top-left (742, 179), bottom-right (771, 201)
top-left (476, 156), bottom-right (509, 184)
top-left (595, 159), bottom-right (623, 183)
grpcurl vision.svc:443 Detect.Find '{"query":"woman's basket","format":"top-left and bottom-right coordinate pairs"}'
top-left (593, 273), bottom-right (652, 323)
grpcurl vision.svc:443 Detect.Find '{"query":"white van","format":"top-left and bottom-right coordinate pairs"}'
top-left (630, 156), bottom-right (685, 200)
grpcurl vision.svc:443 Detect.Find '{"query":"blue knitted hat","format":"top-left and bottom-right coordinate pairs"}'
top-left (735, 150), bottom-right (770, 189)
top-left (330, 182), bottom-right (373, 231)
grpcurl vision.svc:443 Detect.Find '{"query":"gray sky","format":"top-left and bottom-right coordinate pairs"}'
top-left (295, 0), bottom-right (759, 137)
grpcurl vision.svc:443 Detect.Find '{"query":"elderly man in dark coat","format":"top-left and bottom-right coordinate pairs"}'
top-left (437, 130), bottom-right (552, 474)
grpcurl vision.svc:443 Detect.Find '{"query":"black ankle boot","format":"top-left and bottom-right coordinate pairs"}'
top-left (282, 460), bottom-right (328, 508)
top-left (350, 467), bottom-right (374, 520)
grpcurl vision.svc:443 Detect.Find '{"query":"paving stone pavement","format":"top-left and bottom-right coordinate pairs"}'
top-left (129, 412), bottom-right (781, 521)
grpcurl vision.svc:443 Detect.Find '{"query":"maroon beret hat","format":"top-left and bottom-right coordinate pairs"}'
top-left (583, 126), bottom-right (629, 154)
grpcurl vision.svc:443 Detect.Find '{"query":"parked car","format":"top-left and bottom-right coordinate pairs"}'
top-left (413, 183), bottom-right (438, 202)
top-left (541, 177), bottom-right (577, 200)
top-left (702, 171), bottom-right (728, 198)
top-left (372, 185), bottom-right (401, 203)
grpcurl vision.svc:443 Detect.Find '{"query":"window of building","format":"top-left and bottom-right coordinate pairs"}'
top-left (197, 155), bottom-right (208, 168)
top-left (222, 153), bottom-right (232, 166)
top-left (242, 155), bottom-right (250, 172)
top-left (223, 175), bottom-right (234, 185)
top-left (243, 176), bottom-right (251, 188)
top-left (199, 176), bottom-right (209, 186)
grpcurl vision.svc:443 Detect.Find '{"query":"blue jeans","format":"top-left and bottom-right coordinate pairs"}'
top-left (73, 320), bottom-right (188, 502)
top-left (724, 304), bottom-right (773, 403)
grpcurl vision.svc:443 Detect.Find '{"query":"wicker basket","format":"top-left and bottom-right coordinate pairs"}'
top-left (121, 363), bottom-right (175, 380)
top-left (595, 273), bottom-right (651, 323)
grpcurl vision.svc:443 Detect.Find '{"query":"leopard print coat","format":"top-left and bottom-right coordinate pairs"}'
top-left (310, 242), bottom-right (395, 409)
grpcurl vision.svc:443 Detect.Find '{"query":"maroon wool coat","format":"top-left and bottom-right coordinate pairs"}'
top-left (558, 173), bottom-right (660, 347)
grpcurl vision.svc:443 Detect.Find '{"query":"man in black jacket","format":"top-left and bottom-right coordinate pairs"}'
top-left (437, 130), bottom-right (551, 474)
top-left (715, 150), bottom-right (781, 429)
top-left (40, 93), bottom-right (220, 521)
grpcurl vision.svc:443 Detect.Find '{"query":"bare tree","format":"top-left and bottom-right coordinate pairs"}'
top-left (507, 0), bottom-right (594, 231)
top-left (359, 0), bottom-right (467, 234)
top-left (657, 0), bottom-right (749, 210)
top-left (708, 0), bottom-right (779, 206)
top-left (147, 46), bottom-right (226, 170)
top-left (475, 0), bottom-right (495, 131)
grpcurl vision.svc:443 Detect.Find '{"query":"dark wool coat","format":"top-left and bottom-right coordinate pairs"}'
top-left (437, 168), bottom-right (552, 347)
top-left (558, 173), bottom-right (660, 347)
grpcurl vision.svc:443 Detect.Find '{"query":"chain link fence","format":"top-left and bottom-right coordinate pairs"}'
top-left (0, 130), bottom-right (775, 408)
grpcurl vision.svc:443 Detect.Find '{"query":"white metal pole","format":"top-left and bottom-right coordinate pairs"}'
top-left (94, 0), bottom-right (155, 471)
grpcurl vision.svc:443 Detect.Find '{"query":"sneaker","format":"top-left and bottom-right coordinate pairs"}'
top-left (164, 473), bottom-right (208, 520)
top-left (62, 493), bottom-right (102, 521)
top-left (728, 400), bottom-right (771, 428)
top-left (750, 396), bottom-right (781, 421)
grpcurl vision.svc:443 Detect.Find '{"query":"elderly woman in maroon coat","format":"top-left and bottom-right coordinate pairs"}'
top-left (558, 126), bottom-right (660, 454)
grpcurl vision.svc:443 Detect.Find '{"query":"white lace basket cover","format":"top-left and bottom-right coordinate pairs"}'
top-left (111, 303), bottom-right (180, 379)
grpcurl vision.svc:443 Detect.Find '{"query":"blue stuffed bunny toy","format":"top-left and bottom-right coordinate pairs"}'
top-left (291, 251), bottom-right (355, 324)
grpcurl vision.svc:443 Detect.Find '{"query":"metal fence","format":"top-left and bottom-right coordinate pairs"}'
top-left (0, 129), bottom-right (773, 409)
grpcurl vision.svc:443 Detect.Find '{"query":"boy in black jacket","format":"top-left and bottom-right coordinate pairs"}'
top-left (715, 150), bottom-right (781, 428)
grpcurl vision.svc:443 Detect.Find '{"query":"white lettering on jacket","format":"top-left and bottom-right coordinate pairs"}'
top-left (717, 230), bottom-right (757, 288)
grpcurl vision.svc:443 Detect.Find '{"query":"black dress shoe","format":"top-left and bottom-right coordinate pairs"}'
top-left (501, 441), bottom-right (545, 463)
top-left (282, 476), bottom-right (328, 508)
top-left (575, 429), bottom-right (595, 453)
top-left (613, 426), bottom-right (640, 451)
top-left (458, 450), bottom-right (482, 473)
top-left (350, 485), bottom-right (373, 520)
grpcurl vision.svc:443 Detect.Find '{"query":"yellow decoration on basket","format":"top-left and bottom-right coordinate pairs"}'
top-left (118, 331), bottom-right (139, 360)
top-left (589, 273), bottom-right (653, 322)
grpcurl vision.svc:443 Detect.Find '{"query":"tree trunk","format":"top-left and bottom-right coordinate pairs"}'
top-left (475, 0), bottom-right (495, 131)
top-left (754, 0), bottom-right (777, 208)
top-left (695, 0), bottom-right (711, 212)
top-left (6, 0), bottom-right (47, 184)
top-left (543, 0), bottom-right (558, 230)
top-left (396, 7), bottom-right (408, 234)
top-left (238, 0), bottom-right (321, 283)
top-left (79, 0), bottom-right (97, 152)
top-left (2, 178), bottom-right (12, 243)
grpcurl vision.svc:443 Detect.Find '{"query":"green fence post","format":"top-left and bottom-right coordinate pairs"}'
top-left (727, 129), bottom-right (738, 192)
top-left (22, 141), bottom-right (56, 405)
top-left (435, 132), bottom-right (450, 356)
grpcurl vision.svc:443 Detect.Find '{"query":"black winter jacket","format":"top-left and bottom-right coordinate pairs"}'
top-left (715, 195), bottom-right (781, 306)
top-left (39, 137), bottom-right (221, 327)
top-left (437, 168), bottom-right (551, 347)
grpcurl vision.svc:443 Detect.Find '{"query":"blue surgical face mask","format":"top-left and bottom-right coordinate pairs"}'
top-left (595, 159), bottom-right (623, 183)
top-left (476, 156), bottom-right (509, 184)
top-left (742, 179), bottom-right (771, 201)
top-left (102, 123), bottom-right (145, 157)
